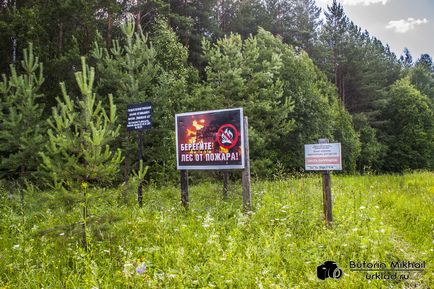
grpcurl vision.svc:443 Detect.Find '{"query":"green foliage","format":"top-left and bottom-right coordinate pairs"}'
top-left (2, 2), bottom-right (434, 182)
top-left (151, 19), bottom-right (189, 75)
top-left (381, 78), bottom-right (434, 172)
top-left (318, 1), bottom-right (401, 116)
top-left (243, 28), bottom-right (360, 173)
top-left (93, 20), bottom-right (160, 109)
top-left (93, 19), bottom-right (193, 183)
top-left (319, 0), bottom-right (349, 82)
top-left (0, 173), bottom-right (433, 287)
top-left (0, 43), bottom-right (45, 180)
top-left (194, 28), bottom-right (361, 175)
top-left (39, 57), bottom-right (123, 188)
top-left (199, 31), bottom-right (294, 175)
top-left (331, 104), bottom-right (361, 173)
top-left (0, 0), bottom-right (113, 109)
top-left (352, 113), bottom-right (383, 173)
top-left (410, 56), bottom-right (434, 103)
top-left (0, 2), bottom-right (44, 70)
top-left (218, 0), bottom-right (323, 57)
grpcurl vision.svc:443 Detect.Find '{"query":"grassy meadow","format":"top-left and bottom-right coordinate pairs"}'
top-left (0, 172), bottom-right (433, 288)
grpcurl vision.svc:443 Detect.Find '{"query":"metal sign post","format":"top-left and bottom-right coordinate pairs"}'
top-left (127, 102), bottom-right (152, 207)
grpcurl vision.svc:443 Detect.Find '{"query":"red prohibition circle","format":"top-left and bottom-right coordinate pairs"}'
top-left (217, 124), bottom-right (240, 149)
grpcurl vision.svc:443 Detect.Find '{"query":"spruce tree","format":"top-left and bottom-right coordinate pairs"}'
top-left (0, 43), bottom-right (45, 180)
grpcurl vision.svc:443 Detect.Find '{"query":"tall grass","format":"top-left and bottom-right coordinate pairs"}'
top-left (1, 172), bottom-right (433, 288)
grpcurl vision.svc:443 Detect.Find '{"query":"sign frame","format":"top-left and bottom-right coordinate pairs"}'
top-left (304, 143), bottom-right (342, 171)
top-left (175, 108), bottom-right (245, 170)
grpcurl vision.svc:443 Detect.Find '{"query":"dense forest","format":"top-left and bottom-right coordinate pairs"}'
top-left (0, 0), bottom-right (433, 187)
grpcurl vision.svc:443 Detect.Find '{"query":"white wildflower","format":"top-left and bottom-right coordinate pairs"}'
top-left (202, 212), bottom-right (214, 228)
top-left (123, 262), bottom-right (135, 277)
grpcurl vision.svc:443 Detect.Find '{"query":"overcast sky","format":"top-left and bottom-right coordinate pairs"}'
top-left (316, 0), bottom-right (434, 61)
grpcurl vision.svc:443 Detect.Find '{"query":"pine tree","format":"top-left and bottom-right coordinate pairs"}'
top-left (93, 19), bottom-right (193, 182)
top-left (290, 0), bottom-right (322, 55)
top-left (319, 0), bottom-right (349, 103)
top-left (410, 54), bottom-right (434, 102)
top-left (0, 43), bottom-right (45, 180)
top-left (199, 30), bottom-right (295, 175)
top-left (39, 57), bottom-right (123, 188)
top-left (39, 57), bottom-right (122, 249)
top-left (400, 48), bottom-right (413, 68)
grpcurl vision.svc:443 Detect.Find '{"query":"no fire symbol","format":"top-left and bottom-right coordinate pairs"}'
top-left (217, 124), bottom-right (240, 149)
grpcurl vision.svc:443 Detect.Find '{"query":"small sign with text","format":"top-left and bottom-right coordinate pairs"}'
top-left (126, 102), bottom-right (152, 131)
top-left (304, 143), bottom-right (342, 171)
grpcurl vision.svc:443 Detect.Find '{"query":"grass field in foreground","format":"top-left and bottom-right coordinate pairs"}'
top-left (1, 172), bottom-right (433, 288)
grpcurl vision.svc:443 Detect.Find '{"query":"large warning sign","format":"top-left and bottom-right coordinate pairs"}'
top-left (304, 143), bottom-right (342, 171)
top-left (175, 108), bottom-right (244, 170)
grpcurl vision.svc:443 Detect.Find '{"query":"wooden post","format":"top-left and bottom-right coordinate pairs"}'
top-left (181, 170), bottom-right (189, 209)
top-left (82, 186), bottom-right (88, 250)
top-left (138, 180), bottom-right (143, 207)
top-left (319, 138), bottom-right (333, 226)
top-left (124, 132), bottom-right (131, 184)
top-left (322, 171), bottom-right (333, 226)
top-left (223, 171), bottom-right (229, 200)
top-left (137, 130), bottom-right (144, 207)
top-left (242, 116), bottom-right (252, 211)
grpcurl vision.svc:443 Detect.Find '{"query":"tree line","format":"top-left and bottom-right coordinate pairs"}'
top-left (0, 0), bottom-right (433, 188)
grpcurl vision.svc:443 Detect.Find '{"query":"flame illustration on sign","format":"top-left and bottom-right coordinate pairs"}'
top-left (185, 119), bottom-right (206, 149)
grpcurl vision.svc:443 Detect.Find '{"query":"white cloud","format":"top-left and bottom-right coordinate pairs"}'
top-left (386, 18), bottom-right (429, 33)
top-left (343, 0), bottom-right (389, 5)
top-left (316, 0), bottom-right (389, 6)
